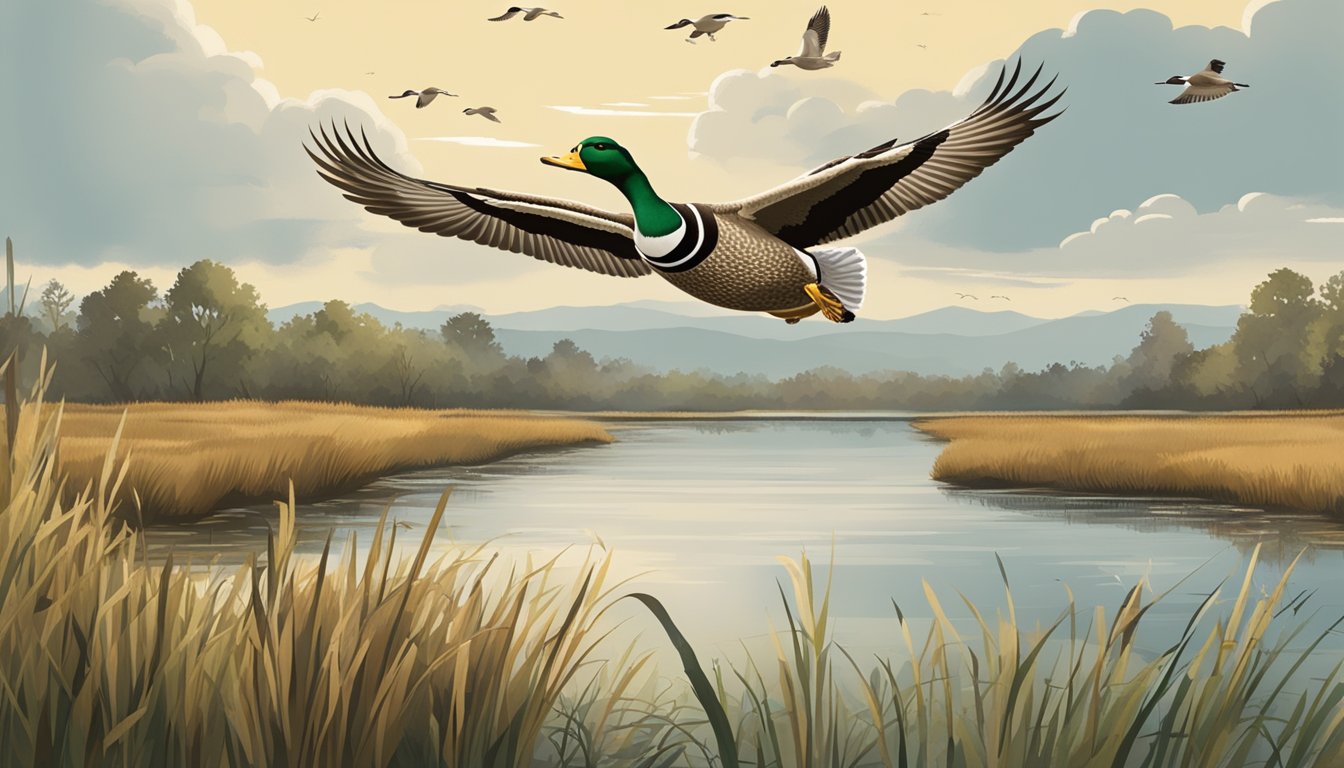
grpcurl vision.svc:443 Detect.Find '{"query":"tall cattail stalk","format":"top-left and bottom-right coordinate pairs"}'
top-left (4, 237), bottom-right (19, 455)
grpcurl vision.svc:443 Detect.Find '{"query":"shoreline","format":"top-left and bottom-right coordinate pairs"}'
top-left (53, 401), bottom-right (613, 522)
top-left (913, 413), bottom-right (1344, 518)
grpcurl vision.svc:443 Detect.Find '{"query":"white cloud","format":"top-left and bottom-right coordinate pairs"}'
top-left (1054, 192), bottom-right (1344, 272)
top-left (874, 191), bottom-right (1344, 280)
top-left (418, 136), bottom-right (541, 148)
top-left (0, 0), bottom-right (431, 269)
top-left (547, 105), bottom-right (699, 118)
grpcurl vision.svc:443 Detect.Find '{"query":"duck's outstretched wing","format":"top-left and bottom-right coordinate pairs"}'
top-left (1169, 83), bottom-right (1235, 104)
top-left (798, 6), bottom-right (830, 57)
top-left (307, 124), bottom-right (650, 278)
top-left (721, 62), bottom-right (1064, 249)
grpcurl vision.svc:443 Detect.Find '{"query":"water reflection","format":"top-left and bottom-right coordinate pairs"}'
top-left (942, 487), bottom-right (1344, 563)
top-left (140, 419), bottom-right (1344, 663)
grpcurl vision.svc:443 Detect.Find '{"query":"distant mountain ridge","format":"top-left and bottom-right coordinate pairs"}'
top-left (266, 301), bottom-right (1243, 378)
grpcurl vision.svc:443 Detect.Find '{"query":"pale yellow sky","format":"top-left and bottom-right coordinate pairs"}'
top-left (195, 0), bottom-right (1247, 198)
top-left (171, 0), bottom-right (1263, 317)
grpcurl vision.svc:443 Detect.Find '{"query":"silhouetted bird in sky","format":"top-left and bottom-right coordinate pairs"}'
top-left (771, 6), bottom-right (841, 70)
top-left (305, 12), bottom-right (320, 22)
top-left (1113, 296), bottom-right (1129, 302)
top-left (1157, 60), bottom-right (1249, 105)
top-left (489, 7), bottom-right (563, 21)
top-left (954, 292), bottom-right (979, 301)
top-left (665, 13), bottom-right (749, 43)
top-left (990, 295), bottom-right (1011, 301)
top-left (389, 88), bottom-right (458, 109)
top-left (464, 106), bottom-right (502, 122)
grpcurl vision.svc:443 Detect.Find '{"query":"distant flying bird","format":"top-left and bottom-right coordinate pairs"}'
top-left (915, 43), bottom-right (927, 49)
top-left (665, 13), bottom-right (748, 42)
top-left (954, 292), bottom-right (979, 301)
top-left (365, 71), bottom-right (375, 75)
top-left (990, 295), bottom-right (1011, 301)
top-left (308, 61), bottom-right (1062, 326)
top-left (305, 12), bottom-right (320, 22)
top-left (1157, 60), bottom-right (1249, 105)
top-left (463, 106), bottom-right (502, 122)
top-left (1112, 296), bottom-right (1129, 302)
top-left (389, 88), bottom-right (458, 108)
top-left (489, 7), bottom-right (562, 21)
top-left (771, 6), bottom-right (841, 70)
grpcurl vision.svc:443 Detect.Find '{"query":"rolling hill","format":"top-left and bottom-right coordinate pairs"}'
top-left (267, 301), bottom-right (1242, 378)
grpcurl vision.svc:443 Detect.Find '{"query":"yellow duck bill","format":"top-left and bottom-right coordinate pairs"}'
top-left (540, 150), bottom-right (586, 171)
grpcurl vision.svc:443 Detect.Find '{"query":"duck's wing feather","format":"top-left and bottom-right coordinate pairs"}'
top-left (1169, 83), bottom-right (1234, 104)
top-left (797, 6), bottom-right (830, 57)
top-left (719, 61), bottom-right (1063, 248)
top-left (488, 9), bottom-right (520, 21)
top-left (307, 124), bottom-right (650, 278)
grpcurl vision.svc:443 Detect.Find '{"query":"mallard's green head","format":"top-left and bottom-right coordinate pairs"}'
top-left (541, 137), bottom-right (641, 183)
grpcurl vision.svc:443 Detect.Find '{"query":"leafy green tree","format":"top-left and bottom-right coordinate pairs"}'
top-left (1124, 311), bottom-right (1194, 393)
top-left (38, 279), bottom-right (75, 332)
top-left (1312, 270), bottom-right (1344, 404)
top-left (75, 271), bottom-right (161, 401)
top-left (1231, 268), bottom-right (1323, 405)
top-left (1170, 342), bottom-right (1238, 400)
top-left (440, 312), bottom-right (503, 361)
top-left (160, 260), bottom-right (271, 401)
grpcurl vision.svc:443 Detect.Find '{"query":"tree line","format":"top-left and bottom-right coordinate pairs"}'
top-left (11, 260), bottom-right (1344, 410)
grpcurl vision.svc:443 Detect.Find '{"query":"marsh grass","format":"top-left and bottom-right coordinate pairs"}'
top-left (914, 414), bottom-right (1344, 516)
top-left (0, 368), bottom-right (629, 767)
top-left (635, 549), bottom-right (1344, 768)
top-left (4, 367), bottom-right (1343, 767)
top-left (53, 400), bottom-right (613, 520)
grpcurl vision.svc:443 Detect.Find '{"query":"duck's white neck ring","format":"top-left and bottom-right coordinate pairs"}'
top-left (637, 203), bottom-right (717, 273)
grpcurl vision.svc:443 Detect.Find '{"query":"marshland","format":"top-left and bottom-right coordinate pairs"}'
top-left (915, 412), bottom-right (1344, 516)
top-left (55, 400), bottom-right (612, 520)
top-left (6, 392), bottom-right (1344, 766)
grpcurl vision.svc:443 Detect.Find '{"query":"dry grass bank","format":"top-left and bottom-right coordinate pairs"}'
top-left (914, 412), bottom-right (1344, 516)
top-left (54, 401), bottom-right (612, 520)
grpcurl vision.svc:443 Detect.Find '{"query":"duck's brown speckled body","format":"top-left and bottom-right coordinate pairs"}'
top-left (640, 204), bottom-right (817, 314)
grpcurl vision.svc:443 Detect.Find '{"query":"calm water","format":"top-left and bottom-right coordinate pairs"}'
top-left (146, 419), bottom-right (1344, 664)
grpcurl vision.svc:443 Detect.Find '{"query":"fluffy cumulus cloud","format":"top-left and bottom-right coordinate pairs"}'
top-left (688, 72), bottom-right (929, 167)
top-left (689, 0), bottom-right (1344, 253)
top-left (1052, 192), bottom-right (1343, 275)
top-left (860, 191), bottom-right (1344, 279)
top-left (0, 0), bottom-right (424, 269)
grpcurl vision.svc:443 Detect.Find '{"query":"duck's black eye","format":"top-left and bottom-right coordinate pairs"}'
top-left (592, 143), bottom-right (609, 151)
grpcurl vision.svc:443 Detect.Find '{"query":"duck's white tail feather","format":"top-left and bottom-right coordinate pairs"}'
top-left (812, 246), bottom-right (866, 311)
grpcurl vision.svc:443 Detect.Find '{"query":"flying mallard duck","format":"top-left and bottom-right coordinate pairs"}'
top-left (771, 6), bottom-right (840, 70)
top-left (1157, 60), bottom-right (1249, 105)
top-left (389, 88), bottom-right (458, 109)
top-left (308, 63), bottom-right (1062, 325)
top-left (488, 6), bottom-right (562, 21)
top-left (665, 13), bottom-right (749, 42)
